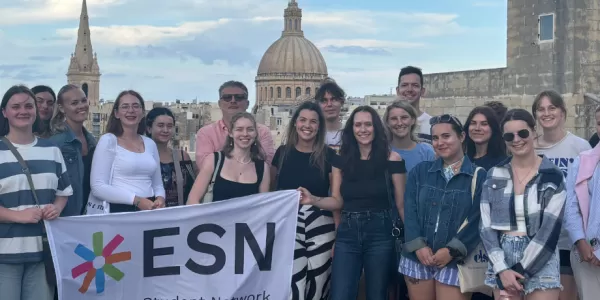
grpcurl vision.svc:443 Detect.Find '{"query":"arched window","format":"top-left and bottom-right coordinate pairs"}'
top-left (82, 83), bottom-right (89, 97)
top-left (286, 87), bottom-right (291, 98)
top-left (277, 87), bottom-right (282, 98)
top-left (270, 87), bottom-right (273, 98)
top-left (288, 20), bottom-right (292, 30)
top-left (305, 87), bottom-right (311, 96)
top-left (264, 88), bottom-right (267, 99)
top-left (294, 19), bottom-right (298, 30)
top-left (295, 87), bottom-right (301, 98)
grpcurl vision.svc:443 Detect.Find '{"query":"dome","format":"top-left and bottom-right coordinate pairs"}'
top-left (257, 35), bottom-right (327, 75)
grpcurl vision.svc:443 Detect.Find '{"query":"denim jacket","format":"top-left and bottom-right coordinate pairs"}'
top-left (49, 124), bottom-right (97, 216)
top-left (403, 156), bottom-right (487, 267)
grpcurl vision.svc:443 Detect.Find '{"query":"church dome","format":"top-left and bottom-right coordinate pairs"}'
top-left (257, 35), bottom-right (327, 75)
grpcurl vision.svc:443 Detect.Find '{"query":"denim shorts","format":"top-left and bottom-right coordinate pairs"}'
top-left (484, 234), bottom-right (562, 295)
top-left (398, 255), bottom-right (460, 286)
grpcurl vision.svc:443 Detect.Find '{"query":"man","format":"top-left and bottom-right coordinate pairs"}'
top-left (484, 100), bottom-right (508, 123)
top-left (315, 80), bottom-right (344, 152)
top-left (396, 66), bottom-right (432, 144)
top-left (194, 81), bottom-right (275, 169)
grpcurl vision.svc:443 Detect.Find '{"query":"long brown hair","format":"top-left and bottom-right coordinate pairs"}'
top-left (222, 112), bottom-right (265, 162)
top-left (280, 101), bottom-right (328, 176)
top-left (105, 90), bottom-right (146, 136)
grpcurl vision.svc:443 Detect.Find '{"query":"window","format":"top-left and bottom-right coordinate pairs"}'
top-left (277, 87), bottom-right (282, 98)
top-left (92, 113), bottom-right (100, 122)
top-left (539, 14), bottom-right (554, 41)
top-left (277, 118), bottom-right (282, 126)
top-left (305, 87), bottom-right (311, 96)
top-left (286, 87), bottom-right (291, 98)
top-left (294, 19), bottom-right (298, 30)
top-left (270, 87), bottom-right (273, 98)
top-left (82, 83), bottom-right (89, 96)
top-left (295, 87), bottom-right (301, 98)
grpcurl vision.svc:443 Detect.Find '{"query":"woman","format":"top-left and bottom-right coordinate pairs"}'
top-left (481, 108), bottom-right (564, 300)
top-left (87, 90), bottom-right (166, 214)
top-left (187, 112), bottom-right (269, 203)
top-left (146, 107), bottom-right (196, 207)
top-left (0, 85), bottom-right (73, 300)
top-left (31, 85), bottom-right (56, 138)
top-left (564, 106), bottom-right (600, 299)
top-left (298, 106), bottom-right (406, 300)
top-left (271, 101), bottom-right (336, 300)
top-left (49, 84), bottom-right (97, 216)
top-left (464, 106), bottom-right (507, 170)
top-left (532, 90), bottom-right (590, 300)
top-left (400, 114), bottom-right (486, 300)
top-left (384, 101), bottom-right (435, 172)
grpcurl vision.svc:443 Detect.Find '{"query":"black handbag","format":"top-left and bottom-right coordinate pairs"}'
top-left (385, 171), bottom-right (405, 260)
top-left (2, 137), bottom-right (57, 286)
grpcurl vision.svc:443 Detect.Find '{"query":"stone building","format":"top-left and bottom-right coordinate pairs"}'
top-left (254, 0), bottom-right (328, 107)
top-left (421, 0), bottom-right (600, 138)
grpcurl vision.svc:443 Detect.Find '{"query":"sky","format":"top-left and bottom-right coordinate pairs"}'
top-left (0, 0), bottom-right (508, 106)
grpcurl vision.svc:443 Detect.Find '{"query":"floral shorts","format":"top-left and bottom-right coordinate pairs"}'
top-left (484, 234), bottom-right (562, 295)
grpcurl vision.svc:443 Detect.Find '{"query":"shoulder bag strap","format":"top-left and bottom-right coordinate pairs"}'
top-left (172, 148), bottom-right (185, 206)
top-left (1, 137), bottom-right (45, 233)
top-left (211, 152), bottom-right (222, 185)
top-left (458, 166), bottom-right (483, 232)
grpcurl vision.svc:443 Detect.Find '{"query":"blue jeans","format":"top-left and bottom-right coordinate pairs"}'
top-left (330, 210), bottom-right (395, 300)
top-left (0, 262), bottom-right (54, 300)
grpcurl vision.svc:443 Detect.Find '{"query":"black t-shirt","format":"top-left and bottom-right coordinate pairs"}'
top-left (472, 154), bottom-right (508, 171)
top-left (273, 146), bottom-right (336, 198)
top-left (331, 154), bottom-right (406, 212)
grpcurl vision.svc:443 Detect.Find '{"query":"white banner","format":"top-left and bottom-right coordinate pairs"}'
top-left (47, 190), bottom-right (299, 300)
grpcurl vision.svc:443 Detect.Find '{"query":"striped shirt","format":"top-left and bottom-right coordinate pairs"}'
top-left (0, 137), bottom-right (73, 264)
top-left (480, 156), bottom-right (566, 277)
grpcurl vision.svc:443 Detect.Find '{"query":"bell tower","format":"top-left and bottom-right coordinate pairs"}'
top-left (67, 0), bottom-right (101, 107)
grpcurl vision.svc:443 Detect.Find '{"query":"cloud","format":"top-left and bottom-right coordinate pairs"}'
top-left (29, 56), bottom-right (65, 62)
top-left (316, 39), bottom-right (425, 49)
top-left (0, 0), bottom-right (123, 25)
top-left (322, 46), bottom-right (392, 56)
top-left (472, 1), bottom-right (505, 7)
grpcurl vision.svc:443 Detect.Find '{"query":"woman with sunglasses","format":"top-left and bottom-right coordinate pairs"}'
top-left (400, 114), bottom-right (486, 300)
top-left (481, 109), bottom-right (565, 300)
top-left (531, 91), bottom-right (590, 300)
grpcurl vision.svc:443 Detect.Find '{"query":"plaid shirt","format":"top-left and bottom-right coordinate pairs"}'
top-left (480, 156), bottom-right (566, 277)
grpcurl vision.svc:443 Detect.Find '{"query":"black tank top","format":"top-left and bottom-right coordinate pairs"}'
top-left (212, 151), bottom-right (264, 202)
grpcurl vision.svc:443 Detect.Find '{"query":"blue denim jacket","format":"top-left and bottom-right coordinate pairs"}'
top-left (403, 156), bottom-right (487, 267)
top-left (49, 124), bottom-right (97, 216)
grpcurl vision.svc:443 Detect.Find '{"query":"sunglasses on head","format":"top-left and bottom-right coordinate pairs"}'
top-left (429, 114), bottom-right (463, 127)
top-left (220, 94), bottom-right (247, 102)
top-left (502, 129), bottom-right (530, 142)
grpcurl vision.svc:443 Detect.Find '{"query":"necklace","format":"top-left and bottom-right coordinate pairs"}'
top-left (234, 156), bottom-right (251, 165)
top-left (444, 157), bottom-right (464, 174)
top-left (118, 136), bottom-right (143, 152)
top-left (512, 162), bottom-right (536, 184)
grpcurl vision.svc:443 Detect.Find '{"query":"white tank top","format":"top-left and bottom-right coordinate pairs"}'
top-left (514, 194), bottom-right (527, 233)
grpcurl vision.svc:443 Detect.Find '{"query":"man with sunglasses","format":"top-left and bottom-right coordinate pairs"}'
top-left (194, 81), bottom-right (275, 169)
top-left (396, 66), bottom-right (432, 144)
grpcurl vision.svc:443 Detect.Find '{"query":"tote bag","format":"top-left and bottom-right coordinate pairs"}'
top-left (457, 167), bottom-right (493, 296)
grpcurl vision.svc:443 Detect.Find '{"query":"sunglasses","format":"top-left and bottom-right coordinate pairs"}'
top-left (502, 129), bottom-right (530, 142)
top-left (429, 114), bottom-right (463, 128)
top-left (220, 94), bottom-right (247, 102)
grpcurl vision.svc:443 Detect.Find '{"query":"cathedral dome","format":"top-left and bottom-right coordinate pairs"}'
top-left (257, 35), bottom-right (327, 75)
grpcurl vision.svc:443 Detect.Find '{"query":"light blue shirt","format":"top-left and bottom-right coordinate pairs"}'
top-left (565, 156), bottom-right (600, 249)
top-left (392, 142), bottom-right (435, 172)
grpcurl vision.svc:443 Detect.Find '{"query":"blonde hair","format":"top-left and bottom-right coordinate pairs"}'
top-left (50, 84), bottom-right (82, 134)
top-left (383, 101), bottom-right (418, 142)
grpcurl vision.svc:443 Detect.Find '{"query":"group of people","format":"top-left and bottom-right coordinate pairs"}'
top-left (0, 65), bottom-right (598, 300)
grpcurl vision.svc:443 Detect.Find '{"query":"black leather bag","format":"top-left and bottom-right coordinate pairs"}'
top-left (2, 137), bottom-right (57, 286)
top-left (385, 171), bottom-right (405, 261)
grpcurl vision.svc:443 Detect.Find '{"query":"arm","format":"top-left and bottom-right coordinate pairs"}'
top-left (258, 125), bottom-right (276, 165)
top-left (447, 168), bottom-right (487, 259)
top-left (305, 167), bottom-right (343, 211)
top-left (149, 140), bottom-right (166, 200)
top-left (564, 157), bottom-right (585, 245)
top-left (403, 166), bottom-right (427, 253)
top-left (259, 162), bottom-right (270, 193)
top-left (195, 128), bottom-right (216, 170)
top-left (90, 134), bottom-right (137, 205)
top-left (44, 149), bottom-right (73, 219)
top-left (186, 153), bottom-right (216, 205)
top-left (514, 172), bottom-right (566, 278)
top-left (480, 171), bottom-right (509, 274)
top-left (389, 151), bottom-right (406, 222)
top-left (269, 146), bottom-right (282, 192)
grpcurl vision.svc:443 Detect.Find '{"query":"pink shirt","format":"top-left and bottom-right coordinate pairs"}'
top-left (195, 119), bottom-right (275, 168)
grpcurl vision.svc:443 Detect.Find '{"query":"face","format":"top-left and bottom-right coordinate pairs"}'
top-left (387, 107), bottom-right (414, 139)
top-left (318, 91), bottom-right (343, 122)
top-left (115, 94), bottom-right (144, 128)
top-left (219, 86), bottom-right (248, 116)
top-left (295, 109), bottom-right (319, 142)
top-left (230, 117), bottom-right (257, 149)
top-left (353, 111), bottom-right (374, 146)
top-left (60, 88), bottom-right (89, 124)
top-left (396, 73), bottom-right (425, 105)
top-left (432, 123), bottom-right (464, 159)
top-left (503, 120), bottom-right (534, 157)
top-left (35, 91), bottom-right (55, 121)
top-left (150, 115), bottom-right (175, 144)
top-left (468, 113), bottom-right (492, 144)
top-left (2, 93), bottom-right (37, 130)
top-left (535, 96), bottom-right (564, 129)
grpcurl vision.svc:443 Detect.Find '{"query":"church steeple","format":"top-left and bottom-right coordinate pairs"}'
top-left (282, 0), bottom-right (303, 37)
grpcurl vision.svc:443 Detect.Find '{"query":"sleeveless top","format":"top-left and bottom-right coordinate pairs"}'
top-left (212, 151), bottom-right (264, 202)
